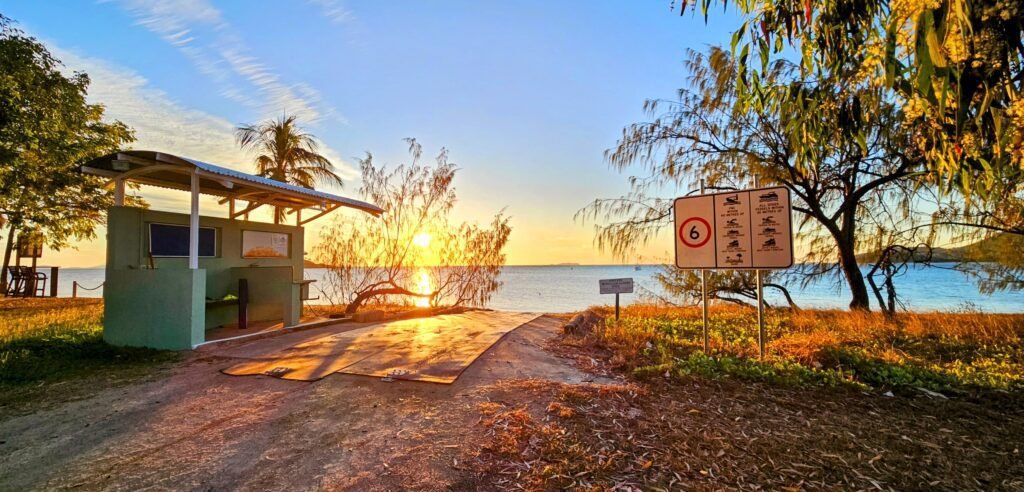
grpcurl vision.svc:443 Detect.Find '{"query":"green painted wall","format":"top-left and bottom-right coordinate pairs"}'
top-left (104, 269), bottom-right (205, 350)
top-left (103, 206), bottom-right (306, 350)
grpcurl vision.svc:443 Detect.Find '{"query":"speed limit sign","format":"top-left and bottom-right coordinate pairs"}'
top-left (673, 187), bottom-right (793, 270)
top-left (679, 217), bottom-right (712, 248)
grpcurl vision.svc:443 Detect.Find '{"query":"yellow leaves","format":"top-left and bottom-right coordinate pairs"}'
top-left (925, 28), bottom-right (948, 68)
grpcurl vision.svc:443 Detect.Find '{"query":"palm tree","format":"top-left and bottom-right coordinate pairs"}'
top-left (235, 114), bottom-right (343, 223)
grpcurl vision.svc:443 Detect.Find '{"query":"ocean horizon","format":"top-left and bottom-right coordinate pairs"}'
top-left (46, 264), bottom-right (1024, 314)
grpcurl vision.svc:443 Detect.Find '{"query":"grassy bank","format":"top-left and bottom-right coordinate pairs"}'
top-left (574, 304), bottom-right (1024, 396)
top-left (472, 306), bottom-right (1024, 489)
top-left (0, 298), bottom-right (177, 399)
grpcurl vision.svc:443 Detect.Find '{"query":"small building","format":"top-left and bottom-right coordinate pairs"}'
top-left (82, 151), bottom-right (383, 350)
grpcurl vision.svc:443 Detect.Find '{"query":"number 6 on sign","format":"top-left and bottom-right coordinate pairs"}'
top-left (679, 217), bottom-right (711, 248)
top-left (672, 195), bottom-right (717, 269)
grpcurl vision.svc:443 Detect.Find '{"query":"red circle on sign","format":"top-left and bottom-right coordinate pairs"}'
top-left (679, 217), bottom-right (712, 248)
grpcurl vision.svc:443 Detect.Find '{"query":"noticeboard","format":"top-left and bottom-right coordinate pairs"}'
top-left (242, 230), bottom-right (290, 259)
top-left (16, 234), bottom-right (43, 258)
top-left (599, 278), bottom-right (634, 294)
top-left (673, 186), bottom-right (793, 270)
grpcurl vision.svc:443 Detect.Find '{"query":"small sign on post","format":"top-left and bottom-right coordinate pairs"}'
top-left (599, 278), bottom-right (634, 321)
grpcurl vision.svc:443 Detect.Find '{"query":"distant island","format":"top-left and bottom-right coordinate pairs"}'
top-left (857, 232), bottom-right (1023, 264)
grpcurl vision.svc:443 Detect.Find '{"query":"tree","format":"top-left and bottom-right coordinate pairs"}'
top-left (0, 15), bottom-right (134, 291)
top-left (313, 139), bottom-right (512, 314)
top-left (647, 266), bottom-right (799, 309)
top-left (235, 114), bottom-right (342, 223)
top-left (579, 47), bottom-right (934, 310)
top-left (675, 0), bottom-right (1023, 199)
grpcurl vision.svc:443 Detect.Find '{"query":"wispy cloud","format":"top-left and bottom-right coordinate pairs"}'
top-left (49, 45), bottom-right (359, 182)
top-left (306, 0), bottom-right (354, 24)
top-left (105, 0), bottom-right (339, 124)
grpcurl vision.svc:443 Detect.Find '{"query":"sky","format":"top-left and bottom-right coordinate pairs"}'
top-left (1, 1), bottom-right (740, 267)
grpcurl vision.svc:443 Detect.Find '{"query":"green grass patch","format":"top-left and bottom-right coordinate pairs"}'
top-left (0, 299), bottom-right (177, 390)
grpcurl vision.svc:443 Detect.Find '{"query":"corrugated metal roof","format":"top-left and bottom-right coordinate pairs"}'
top-left (82, 150), bottom-right (384, 217)
top-left (177, 155), bottom-right (383, 214)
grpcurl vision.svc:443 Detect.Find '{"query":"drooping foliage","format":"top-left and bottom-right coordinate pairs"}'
top-left (675, 0), bottom-right (1023, 198)
top-left (580, 47), bottom-right (937, 310)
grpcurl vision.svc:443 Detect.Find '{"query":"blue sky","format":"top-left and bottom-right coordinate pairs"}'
top-left (2, 1), bottom-right (739, 266)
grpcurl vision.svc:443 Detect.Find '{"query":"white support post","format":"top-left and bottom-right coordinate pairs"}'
top-left (700, 179), bottom-right (709, 354)
top-left (189, 171), bottom-right (199, 270)
top-left (754, 175), bottom-right (765, 358)
top-left (114, 179), bottom-right (125, 206)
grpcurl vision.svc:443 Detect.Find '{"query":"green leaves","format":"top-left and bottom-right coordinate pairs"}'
top-left (0, 18), bottom-right (135, 253)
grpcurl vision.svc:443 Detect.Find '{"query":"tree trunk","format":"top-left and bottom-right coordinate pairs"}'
top-left (765, 283), bottom-right (800, 310)
top-left (836, 232), bottom-right (871, 311)
top-left (1, 222), bottom-right (16, 293)
top-left (344, 286), bottom-right (431, 314)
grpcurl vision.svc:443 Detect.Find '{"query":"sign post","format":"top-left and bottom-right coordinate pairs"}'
top-left (699, 180), bottom-right (710, 354)
top-left (673, 185), bottom-right (793, 357)
top-left (599, 278), bottom-right (634, 321)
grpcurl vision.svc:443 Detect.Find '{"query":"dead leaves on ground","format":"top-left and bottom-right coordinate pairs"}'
top-left (470, 379), bottom-right (1024, 491)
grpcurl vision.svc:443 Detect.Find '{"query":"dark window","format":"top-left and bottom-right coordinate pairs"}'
top-left (149, 223), bottom-right (217, 257)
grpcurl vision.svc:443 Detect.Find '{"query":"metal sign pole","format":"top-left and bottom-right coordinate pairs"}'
top-left (615, 293), bottom-right (620, 321)
top-left (700, 179), bottom-right (709, 353)
top-left (754, 176), bottom-right (766, 358)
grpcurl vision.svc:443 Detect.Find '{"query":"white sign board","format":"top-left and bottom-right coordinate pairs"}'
top-left (242, 230), bottom-right (290, 258)
top-left (673, 186), bottom-right (793, 270)
top-left (599, 278), bottom-right (634, 294)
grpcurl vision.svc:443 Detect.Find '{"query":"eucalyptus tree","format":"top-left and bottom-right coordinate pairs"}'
top-left (0, 15), bottom-right (134, 290)
top-left (580, 47), bottom-right (933, 310)
top-left (235, 114), bottom-right (342, 223)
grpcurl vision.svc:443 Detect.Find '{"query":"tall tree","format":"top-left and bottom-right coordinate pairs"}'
top-left (235, 114), bottom-right (342, 223)
top-left (314, 139), bottom-right (512, 314)
top-left (580, 48), bottom-right (932, 310)
top-left (0, 15), bottom-right (134, 291)
top-left (675, 0), bottom-right (1023, 198)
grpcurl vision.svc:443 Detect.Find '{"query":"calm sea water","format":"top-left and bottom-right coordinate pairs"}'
top-left (48, 265), bottom-right (1024, 313)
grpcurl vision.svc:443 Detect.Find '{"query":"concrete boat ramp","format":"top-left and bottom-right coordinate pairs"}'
top-left (219, 311), bottom-right (541, 383)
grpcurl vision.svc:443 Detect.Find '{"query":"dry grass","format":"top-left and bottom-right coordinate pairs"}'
top-left (578, 304), bottom-right (1024, 395)
top-left (472, 306), bottom-right (1024, 490)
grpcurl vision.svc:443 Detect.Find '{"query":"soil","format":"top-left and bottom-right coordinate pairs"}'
top-left (0, 315), bottom-right (617, 491)
top-left (1, 313), bottom-right (1022, 491)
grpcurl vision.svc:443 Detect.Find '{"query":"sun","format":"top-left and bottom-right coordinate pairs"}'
top-left (413, 232), bottom-right (431, 248)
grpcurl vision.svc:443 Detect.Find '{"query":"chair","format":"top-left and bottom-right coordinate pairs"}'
top-left (3, 267), bottom-right (46, 297)
top-left (29, 267), bottom-right (47, 297)
top-left (3, 267), bottom-right (25, 297)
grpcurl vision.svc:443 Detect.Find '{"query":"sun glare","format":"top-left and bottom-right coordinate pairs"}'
top-left (415, 269), bottom-right (432, 307)
top-left (413, 232), bottom-right (432, 248)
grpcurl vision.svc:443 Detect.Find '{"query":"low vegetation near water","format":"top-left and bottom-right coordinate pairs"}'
top-left (0, 298), bottom-right (176, 402)
top-left (577, 304), bottom-right (1024, 396)
top-left (472, 306), bottom-right (1024, 489)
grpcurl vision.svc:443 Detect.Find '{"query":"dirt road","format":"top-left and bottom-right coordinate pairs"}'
top-left (0, 315), bottom-right (613, 491)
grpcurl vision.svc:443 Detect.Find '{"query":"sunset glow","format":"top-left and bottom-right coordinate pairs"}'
top-left (413, 233), bottom-right (432, 249)
top-left (414, 269), bottom-right (432, 307)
